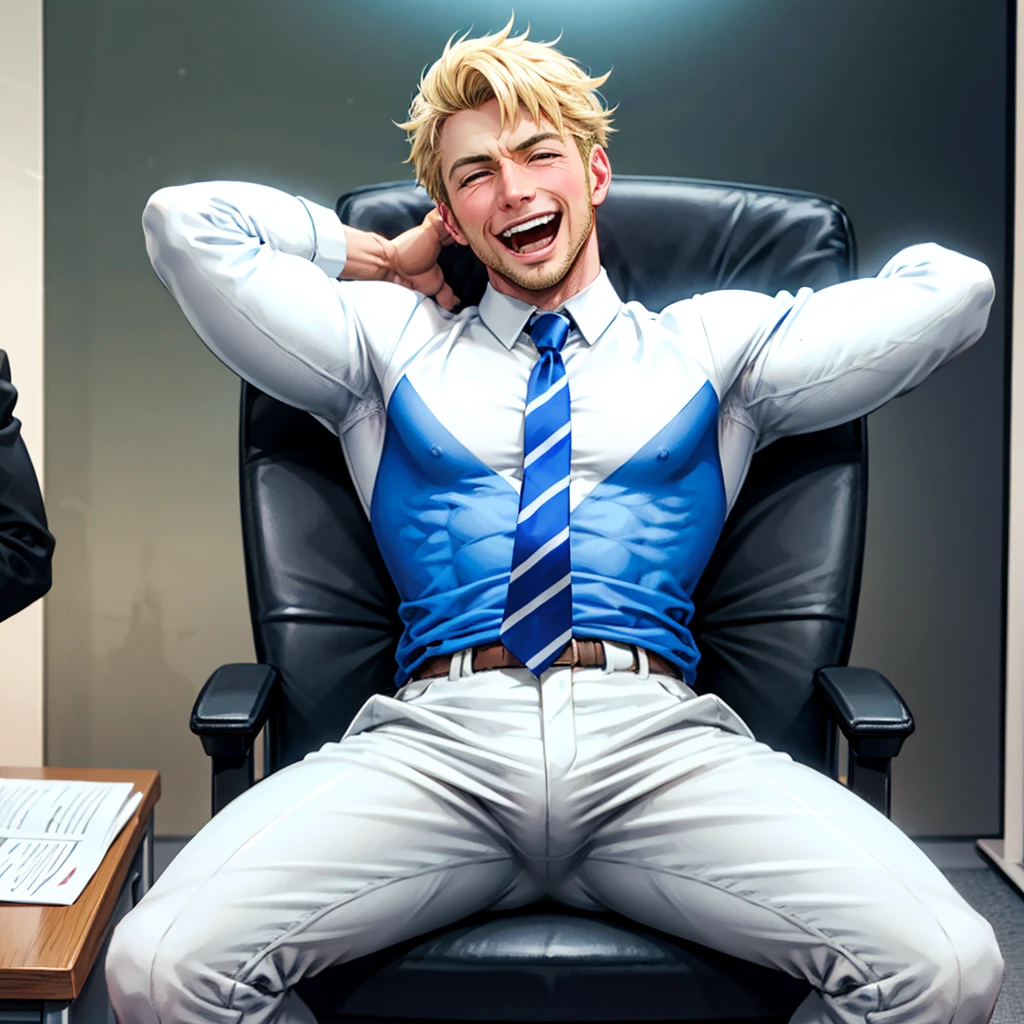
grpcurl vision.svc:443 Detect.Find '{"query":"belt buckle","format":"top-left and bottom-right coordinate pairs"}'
top-left (569, 636), bottom-right (581, 667)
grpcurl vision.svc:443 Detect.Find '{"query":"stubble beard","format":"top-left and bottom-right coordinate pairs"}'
top-left (463, 200), bottom-right (595, 293)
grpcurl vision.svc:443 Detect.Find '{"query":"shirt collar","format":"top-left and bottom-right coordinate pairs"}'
top-left (477, 268), bottom-right (623, 350)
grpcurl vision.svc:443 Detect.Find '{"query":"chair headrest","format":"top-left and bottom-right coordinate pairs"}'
top-left (336, 176), bottom-right (855, 312)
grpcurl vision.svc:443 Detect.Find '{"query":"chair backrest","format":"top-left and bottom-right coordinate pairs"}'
top-left (239, 177), bottom-right (866, 775)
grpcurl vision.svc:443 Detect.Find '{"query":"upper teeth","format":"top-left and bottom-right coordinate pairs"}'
top-left (502, 214), bottom-right (556, 238)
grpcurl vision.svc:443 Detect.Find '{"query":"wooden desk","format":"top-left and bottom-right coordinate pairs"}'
top-left (0, 768), bottom-right (161, 1024)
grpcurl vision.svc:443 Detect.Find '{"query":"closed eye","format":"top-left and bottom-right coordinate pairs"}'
top-left (460, 169), bottom-right (490, 187)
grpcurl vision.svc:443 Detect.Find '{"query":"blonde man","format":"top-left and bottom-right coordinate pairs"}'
top-left (106, 19), bottom-right (1002, 1024)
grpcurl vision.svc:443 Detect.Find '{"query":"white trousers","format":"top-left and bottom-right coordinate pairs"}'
top-left (105, 643), bottom-right (1003, 1024)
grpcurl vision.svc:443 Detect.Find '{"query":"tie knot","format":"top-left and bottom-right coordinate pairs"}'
top-left (527, 311), bottom-right (572, 353)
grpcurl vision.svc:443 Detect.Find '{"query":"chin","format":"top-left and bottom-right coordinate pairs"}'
top-left (499, 259), bottom-right (571, 292)
top-left (487, 235), bottom-right (585, 292)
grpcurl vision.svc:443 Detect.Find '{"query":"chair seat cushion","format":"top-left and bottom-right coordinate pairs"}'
top-left (295, 909), bottom-right (811, 1021)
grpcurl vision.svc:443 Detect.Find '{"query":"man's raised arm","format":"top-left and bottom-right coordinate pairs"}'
top-left (142, 181), bottom-right (442, 423)
top-left (678, 242), bottom-right (995, 449)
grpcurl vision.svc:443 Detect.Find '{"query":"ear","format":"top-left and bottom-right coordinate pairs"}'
top-left (436, 201), bottom-right (469, 246)
top-left (588, 145), bottom-right (612, 208)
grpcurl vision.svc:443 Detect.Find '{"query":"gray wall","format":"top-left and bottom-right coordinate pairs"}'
top-left (44, 0), bottom-right (1008, 837)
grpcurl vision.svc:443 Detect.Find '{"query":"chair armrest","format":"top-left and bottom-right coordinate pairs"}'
top-left (190, 663), bottom-right (280, 761)
top-left (813, 666), bottom-right (914, 817)
top-left (813, 666), bottom-right (914, 760)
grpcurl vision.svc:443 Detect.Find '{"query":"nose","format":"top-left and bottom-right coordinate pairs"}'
top-left (496, 158), bottom-right (536, 210)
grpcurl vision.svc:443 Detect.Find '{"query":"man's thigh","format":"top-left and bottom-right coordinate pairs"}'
top-left (106, 722), bottom-right (526, 1024)
top-left (566, 719), bottom-right (1001, 1023)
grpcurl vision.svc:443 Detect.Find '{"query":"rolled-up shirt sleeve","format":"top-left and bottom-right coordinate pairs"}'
top-left (142, 181), bottom-right (422, 425)
top-left (680, 242), bottom-right (995, 449)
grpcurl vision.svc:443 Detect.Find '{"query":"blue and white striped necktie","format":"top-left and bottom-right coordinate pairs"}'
top-left (500, 311), bottom-right (574, 676)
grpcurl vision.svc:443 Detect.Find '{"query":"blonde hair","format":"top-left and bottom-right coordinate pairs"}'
top-left (396, 17), bottom-right (616, 204)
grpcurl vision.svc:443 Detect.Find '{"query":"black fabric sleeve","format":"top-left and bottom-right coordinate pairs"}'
top-left (0, 350), bottom-right (54, 622)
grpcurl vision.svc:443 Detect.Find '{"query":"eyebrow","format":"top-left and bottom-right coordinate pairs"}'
top-left (447, 131), bottom-right (563, 183)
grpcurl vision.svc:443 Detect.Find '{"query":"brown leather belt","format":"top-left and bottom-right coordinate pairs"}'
top-left (413, 638), bottom-right (679, 681)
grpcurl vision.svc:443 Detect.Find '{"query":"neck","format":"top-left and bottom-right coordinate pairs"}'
top-left (486, 226), bottom-right (601, 310)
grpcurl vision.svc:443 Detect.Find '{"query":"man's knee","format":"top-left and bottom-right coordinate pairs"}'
top-left (105, 902), bottom-right (163, 1024)
top-left (911, 910), bottom-right (1003, 1020)
top-left (950, 913), bottom-right (1003, 1016)
top-left (106, 895), bottom-right (239, 1024)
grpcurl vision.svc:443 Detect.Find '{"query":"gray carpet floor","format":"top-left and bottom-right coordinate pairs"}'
top-left (154, 838), bottom-right (1024, 1021)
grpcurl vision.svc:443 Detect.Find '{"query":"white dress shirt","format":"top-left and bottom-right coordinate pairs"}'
top-left (142, 181), bottom-right (995, 684)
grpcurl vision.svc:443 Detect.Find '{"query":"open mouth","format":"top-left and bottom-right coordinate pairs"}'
top-left (496, 212), bottom-right (562, 255)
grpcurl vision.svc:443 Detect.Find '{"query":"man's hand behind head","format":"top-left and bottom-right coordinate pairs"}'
top-left (388, 208), bottom-right (460, 311)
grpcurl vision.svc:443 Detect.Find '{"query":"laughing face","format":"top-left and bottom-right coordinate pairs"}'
top-left (436, 97), bottom-right (611, 308)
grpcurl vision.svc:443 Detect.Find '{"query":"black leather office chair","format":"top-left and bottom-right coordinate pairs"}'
top-left (190, 177), bottom-right (916, 1024)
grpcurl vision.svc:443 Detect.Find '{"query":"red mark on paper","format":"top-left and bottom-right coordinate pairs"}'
top-left (58, 868), bottom-right (77, 886)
